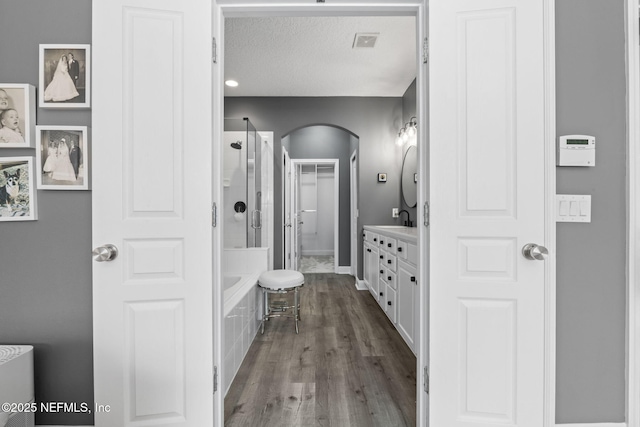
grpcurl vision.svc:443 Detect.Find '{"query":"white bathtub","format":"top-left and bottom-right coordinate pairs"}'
top-left (223, 272), bottom-right (260, 317)
top-left (0, 345), bottom-right (34, 427)
top-left (222, 248), bottom-right (268, 395)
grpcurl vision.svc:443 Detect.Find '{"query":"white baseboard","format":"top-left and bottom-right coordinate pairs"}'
top-left (301, 250), bottom-right (333, 256)
top-left (556, 423), bottom-right (626, 427)
top-left (354, 278), bottom-right (368, 290)
top-left (337, 266), bottom-right (351, 275)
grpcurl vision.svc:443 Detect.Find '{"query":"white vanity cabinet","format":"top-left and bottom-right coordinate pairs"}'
top-left (363, 226), bottom-right (418, 354)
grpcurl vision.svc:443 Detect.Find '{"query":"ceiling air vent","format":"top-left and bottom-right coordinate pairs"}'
top-left (353, 33), bottom-right (379, 49)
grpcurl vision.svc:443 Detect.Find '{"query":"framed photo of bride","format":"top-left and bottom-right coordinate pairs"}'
top-left (39, 44), bottom-right (91, 109)
top-left (35, 126), bottom-right (89, 190)
top-left (0, 84), bottom-right (36, 148)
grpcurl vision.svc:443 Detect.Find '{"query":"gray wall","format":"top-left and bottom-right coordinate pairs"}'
top-left (286, 125), bottom-right (355, 267)
top-left (0, 0), bottom-right (94, 425)
top-left (0, 1), bottom-right (629, 425)
top-left (225, 97), bottom-right (406, 277)
top-left (555, 0), bottom-right (626, 422)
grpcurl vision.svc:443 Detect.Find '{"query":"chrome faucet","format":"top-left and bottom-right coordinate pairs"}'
top-left (398, 210), bottom-right (412, 227)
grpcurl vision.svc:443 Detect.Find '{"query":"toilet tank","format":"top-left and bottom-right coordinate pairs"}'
top-left (0, 346), bottom-right (34, 427)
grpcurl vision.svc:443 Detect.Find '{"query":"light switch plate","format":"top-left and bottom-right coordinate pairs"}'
top-left (556, 194), bottom-right (591, 223)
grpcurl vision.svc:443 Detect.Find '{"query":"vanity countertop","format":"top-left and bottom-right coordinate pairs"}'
top-left (364, 225), bottom-right (418, 242)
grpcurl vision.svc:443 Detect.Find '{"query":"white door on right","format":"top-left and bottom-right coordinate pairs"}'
top-left (430, 0), bottom-right (549, 425)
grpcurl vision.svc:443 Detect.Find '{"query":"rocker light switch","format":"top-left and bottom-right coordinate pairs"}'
top-left (556, 194), bottom-right (591, 223)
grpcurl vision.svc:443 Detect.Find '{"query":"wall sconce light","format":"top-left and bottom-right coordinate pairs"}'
top-left (396, 116), bottom-right (417, 146)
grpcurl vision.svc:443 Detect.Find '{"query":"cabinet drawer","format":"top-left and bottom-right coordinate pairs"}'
top-left (385, 285), bottom-right (397, 323)
top-left (383, 237), bottom-right (397, 254)
top-left (364, 230), bottom-right (379, 244)
top-left (378, 250), bottom-right (386, 266)
top-left (385, 269), bottom-right (397, 290)
top-left (407, 243), bottom-right (418, 265)
top-left (397, 240), bottom-right (408, 260)
top-left (384, 253), bottom-right (397, 271)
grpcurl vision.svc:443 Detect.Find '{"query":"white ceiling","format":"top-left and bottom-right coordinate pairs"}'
top-left (224, 16), bottom-right (417, 97)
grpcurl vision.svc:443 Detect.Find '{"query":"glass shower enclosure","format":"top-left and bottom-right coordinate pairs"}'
top-left (224, 118), bottom-right (262, 248)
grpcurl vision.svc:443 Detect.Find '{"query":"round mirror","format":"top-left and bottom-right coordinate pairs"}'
top-left (401, 145), bottom-right (417, 208)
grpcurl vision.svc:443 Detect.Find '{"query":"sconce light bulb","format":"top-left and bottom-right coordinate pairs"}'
top-left (407, 126), bottom-right (416, 138)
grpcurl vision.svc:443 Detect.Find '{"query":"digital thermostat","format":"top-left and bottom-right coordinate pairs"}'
top-left (557, 135), bottom-right (595, 167)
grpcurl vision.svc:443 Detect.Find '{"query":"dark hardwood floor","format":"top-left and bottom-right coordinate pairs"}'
top-left (224, 273), bottom-right (417, 426)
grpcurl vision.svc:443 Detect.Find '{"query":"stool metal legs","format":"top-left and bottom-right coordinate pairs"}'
top-left (260, 286), bottom-right (302, 334)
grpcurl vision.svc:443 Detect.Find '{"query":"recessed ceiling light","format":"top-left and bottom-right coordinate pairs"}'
top-left (225, 80), bottom-right (239, 87)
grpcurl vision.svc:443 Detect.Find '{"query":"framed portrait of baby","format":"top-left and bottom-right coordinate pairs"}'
top-left (0, 84), bottom-right (36, 148)
top-left (39, 44), bottom-right (91, 109)
top-left (35, 126), bottom-right (90, 190)
top-left (0, 156), bottom-right (37, 221)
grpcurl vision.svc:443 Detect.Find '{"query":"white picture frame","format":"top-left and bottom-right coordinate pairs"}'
top-left (36, 126), bottom-right (89, 190)
top-left (39, 44), bottom-right (91, 109)
top-left (0, 156), bottom-right (37, 221)
top-left (0, 84), bottom-right (36, 148)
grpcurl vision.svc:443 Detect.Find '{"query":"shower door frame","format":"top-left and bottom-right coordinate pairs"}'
top-left (290, 158), bottom-right (340, 274)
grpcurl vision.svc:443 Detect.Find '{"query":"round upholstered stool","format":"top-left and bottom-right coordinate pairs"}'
top-left (258, 270), bottom-right (304, 334)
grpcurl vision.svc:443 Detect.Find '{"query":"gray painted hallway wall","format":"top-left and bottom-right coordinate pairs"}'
top-left (0, 0), bottom-right (629, 424)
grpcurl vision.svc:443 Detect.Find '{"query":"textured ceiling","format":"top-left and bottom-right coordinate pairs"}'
top-left (224, 16), bottom-right (417, 97)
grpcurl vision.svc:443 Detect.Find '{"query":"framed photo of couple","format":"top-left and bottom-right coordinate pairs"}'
top-left (0, 84), bottom-right (36, 148)
top-left (39, 44), bottom-right (91, 109)
top-left (35, 126), bottom-right (89, 190)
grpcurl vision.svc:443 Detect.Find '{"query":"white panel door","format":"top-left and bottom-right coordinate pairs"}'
top-left (283, 148), bottom-right (292, 269)
top-left (430, 0), bottom-right (549, 425)
top-left (92, 0), bottom-right (214, 426)
top-left (293, 163), bottom-right (302, 270)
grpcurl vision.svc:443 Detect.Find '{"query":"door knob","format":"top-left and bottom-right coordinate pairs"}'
top-left (522, 243), bottom-right (548, 261)
top-left (93, 244), bottom-right (118, 262)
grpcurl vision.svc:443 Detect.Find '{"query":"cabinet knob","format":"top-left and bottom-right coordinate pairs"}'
top-left (367, 248), bottom-right (371, 252)
top-left (388, 243), bottom-right (392, 248)
top-left (387, 301), bottom-right (392, 306)
top-left (380, 255), bottom-right (383, 259)
top-left (380, 240), bottom-right (384, 244)
top-left (411, 276), bottom-right (416, 282)
top-left (380, 292), bottom-right (384, 296)
top-left (380, 270), bottom-right (383, 274)
top-left (398, 247), bottom-right (403, 252)
top-left (374, 238), bottom-right (377, 242)
top-left (387, 260), bottom-right (392, 264)
top-left (388, 276), bottom-right (392, 281)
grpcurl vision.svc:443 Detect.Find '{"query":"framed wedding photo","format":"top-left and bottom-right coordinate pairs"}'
top-left (0, 156), bottom-right (37, 221)
top-left (39, 44), bottom-right (91, 109)
top-left (36, 126), bottom-right (89, 190)
top-left (0, 84), bottom-right (36, 148)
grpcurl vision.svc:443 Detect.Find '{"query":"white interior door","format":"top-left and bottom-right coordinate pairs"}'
top-left (92, 0), bottom-right (214, 425)
top-left (429, 0), bottom-right (551, 425)
top-left (283, 148), bottom-right (292, 269)
top-left (293, 163), bottom-right (302, 270)
top-left (350, 151), bottom-right (358, 276)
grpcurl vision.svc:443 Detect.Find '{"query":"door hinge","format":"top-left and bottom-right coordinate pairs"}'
top-left (424, 366), bottom-right (429, 393)
top-left (422, 37), bottom-right (429, 64)
top-left (212, 203), bottom-right (218, 227)
top-left (423, 201), bottom-right (430, 227)
top-left (212, 37), bottom-right (217, 64)
top-left (213, 366), bottom-right (218, 393)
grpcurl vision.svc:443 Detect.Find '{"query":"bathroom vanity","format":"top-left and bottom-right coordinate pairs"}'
top-left (363, 225), bottom-right (418, 354)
